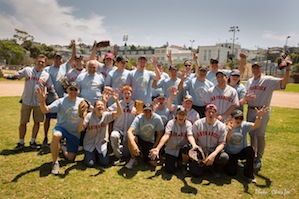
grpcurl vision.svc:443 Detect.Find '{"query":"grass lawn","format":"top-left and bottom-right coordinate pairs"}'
top-left (0, 97), bottom-right (298, 199)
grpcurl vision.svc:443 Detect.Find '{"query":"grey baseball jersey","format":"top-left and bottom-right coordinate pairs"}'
top-left (83, 111), bottom-right (114, 154)
top-left (164, 119), bottom-right (193, 157)
top-left (192, 118), bottom-right (227, 153)
top-left (204, 85), bottom-right (239, 116)
top-left (108, 100), bottom-right (136, 136)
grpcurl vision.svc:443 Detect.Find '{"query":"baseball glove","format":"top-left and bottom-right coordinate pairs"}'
top-left (188, 147), bottom-right (206, 167)
top-left (78, 99), bottom-right (91, 118)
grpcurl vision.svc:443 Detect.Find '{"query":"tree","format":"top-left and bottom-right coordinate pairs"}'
top-left (13, 29), bottom-right (34, 50)
top-left (0, 40), bottom-right (26, 64)
top-left (28, 43), bottom-right (55, 58)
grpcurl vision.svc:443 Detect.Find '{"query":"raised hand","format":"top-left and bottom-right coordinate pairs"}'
top-left (35, 86), bottom-right (47, 102)
top-left (255, 106), bottom-right (268, 118)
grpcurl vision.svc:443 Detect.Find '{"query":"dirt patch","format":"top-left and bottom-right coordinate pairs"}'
top-left (0, 81), bottom-right (298, 108)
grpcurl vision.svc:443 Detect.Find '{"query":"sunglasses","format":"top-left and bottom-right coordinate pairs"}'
top-left (69, 88), bottom-right (78, 91)
top-left (184, 64), bottom-right (191, 67)
top-left (234, 117), bottom-right (243, 120)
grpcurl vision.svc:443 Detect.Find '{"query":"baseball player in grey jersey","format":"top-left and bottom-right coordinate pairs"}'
top-left (0, 54), bottom-right (57, 151)
top-left (167, 88), bottom-right (200, 124)
top-left (108, 85), bottom-right (137, 165)
top-left (78, 91), bottom-right (123, 167)
top-left (245, 60), bottom-right (291, 169)
top-left (204, 70), bottom-right (239, 122)
top-left (149, 107), bottom-right (198, 174)
top-left (189, 104), bottom-right (229, 177)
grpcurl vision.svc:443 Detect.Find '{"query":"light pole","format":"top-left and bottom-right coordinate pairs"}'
top-left (285, 35), bottom-right (290, 52)
top-left (229, 26), bottom-right (240, 60)
top-left (189, 40), bottom-right (195, 50)
top-left (123, 35), bottom-right (129, 46)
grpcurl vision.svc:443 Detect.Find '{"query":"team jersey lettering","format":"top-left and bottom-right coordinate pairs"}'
top-left (249, 86), bottom-right (266, 91)
top-left (210, 95), bottom-right (234, 103)
top-left (195, 131), bottom-right (220, 139)
top-left (88, 122), bottom-right (107, 130)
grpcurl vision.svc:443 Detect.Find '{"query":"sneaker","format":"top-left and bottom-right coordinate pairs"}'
top-left (42, 137), bottom-right (49, 147)
top-left (113, 159), bottom-right (121, 166)
top-left (254, 160), bottom-right (262, 170)
top-left (30, 141), bottom-right (40, 149)
top-left (244, 176), bottom-right (257, 184)
top-left (51, 162), bottom-right (60, 175)
top-left (125, 158), bottom-right (137, 169)
top-left (238, 161), bottom-right (245, 168)
top-left (78, 146), bottom-right (84, 152)
top-left (13, 143), bottom-right (24, 151)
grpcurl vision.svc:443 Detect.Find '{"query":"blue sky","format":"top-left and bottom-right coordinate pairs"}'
top-left (0, 0), bottom-right (298, 50)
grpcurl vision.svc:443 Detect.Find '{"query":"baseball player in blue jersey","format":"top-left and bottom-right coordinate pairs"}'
top-left (36, 82), bottom-right (84, 175)
top-left (126, 103), bottom-right (164, 169)
top-left (245, 59), bottom-right (291, 169)
top-left (224, 108), bottom-right (267, 183)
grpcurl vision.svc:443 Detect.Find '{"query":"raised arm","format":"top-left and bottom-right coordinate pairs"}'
top-left (166, 50), bottom-right (173, 66)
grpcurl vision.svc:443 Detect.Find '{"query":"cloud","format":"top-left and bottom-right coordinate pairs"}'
top-left (0, 0), bottom-right (110, 45)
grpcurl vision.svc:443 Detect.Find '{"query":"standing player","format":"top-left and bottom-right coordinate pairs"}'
top-left (125, 56), bottom-right (157, 103)
top-left (0, 54), bottom-right (57, 151)
top-left (245, 59), bottom-right (292, 169)
top-left (178, 65), bottom-right (214, 118)
top-left (204, 70), bottom-right (239, 122)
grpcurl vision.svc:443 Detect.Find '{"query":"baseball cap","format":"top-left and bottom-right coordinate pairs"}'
top-left (53, 52), bottom-right (62, 58)
top-left (156, 93), bottom-right (166, 99)
top-left (198, 65), bottom-right (208, 71)
top-left (252, 62), bottom-right (262, 67)
top-left (143, 103), bottom-right (153, 111)
top-left (138, 56), bottom-right (147, 61)
top-left (183, 95), bottom-right (193, 102)
top-left (169, 65), bottom-right (178, 71)
top-left (205, 104), bottom-right (217, 112)
top-left (116, 56), bottom-right (128, 63)
top-left (67, 82), bottom-right (79, 90)
top-left (216, 70), bottom-right (227, 76)
top-left (230, 69), bottom-right (241, 76)
top-left (105, 52), bottom-right (114, 59)
top-left (122, 85), bottom-right (132, 92)
top-left (210, 58), bottom-right (218, 64)
top-left (231, 109), bottom-right (243, 118)
top-left (176, 106), bottom-right (187, 114)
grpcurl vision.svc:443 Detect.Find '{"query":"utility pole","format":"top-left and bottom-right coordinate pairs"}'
top-left (229, 26), bottom-right (240, 61)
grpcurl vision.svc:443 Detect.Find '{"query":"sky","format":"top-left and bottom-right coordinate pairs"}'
top-left (0, 0), bottom-right (299, 50)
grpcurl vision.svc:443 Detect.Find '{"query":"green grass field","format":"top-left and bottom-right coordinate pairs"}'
top-left (0, 97), bottom-right (298, 199)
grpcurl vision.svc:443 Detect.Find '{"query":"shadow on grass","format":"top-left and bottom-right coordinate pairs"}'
top-left (117, 159), bottom-right (157, 179)
top-left (147, 166), bottom-right (198, 195)
top-left (0, 146), bottom-right (46, 156)
top-left (9, 159), bottom-right (106, 182)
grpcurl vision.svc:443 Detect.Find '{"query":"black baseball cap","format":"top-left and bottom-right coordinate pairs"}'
top-left (169, 65), bottom-right (178, 71)
top-left (231, 109), bottom-right (243, 118)
top-left (210, 58), bottom-right (218, 64)
top-left (156, 93), bottom-right (166, 99)
top-left (116, 56), bottom-right (128, 63)
top-left (143, 103), bottom-right (153, 111)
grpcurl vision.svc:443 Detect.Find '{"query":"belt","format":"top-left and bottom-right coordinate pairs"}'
top-left (248, 106), bottom-right (263, 110)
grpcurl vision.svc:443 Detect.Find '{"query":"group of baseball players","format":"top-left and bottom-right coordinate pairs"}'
top-left (0, 41), bottom-right (293, 183)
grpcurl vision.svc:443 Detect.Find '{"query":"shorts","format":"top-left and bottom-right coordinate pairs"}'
top-left (137, 136), bottom-right (154, 162)
top-left (53, 126), bottom-right (79, 153)
top-left (46, 112), bottom-right (57, 119)
top-left (20, 103), bottom-right (44, 124)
